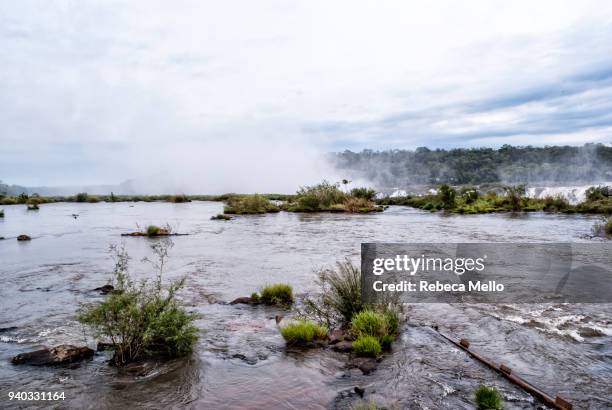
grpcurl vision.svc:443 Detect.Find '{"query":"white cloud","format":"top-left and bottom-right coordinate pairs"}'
top-left (1, 0), bottom-right (612, 188)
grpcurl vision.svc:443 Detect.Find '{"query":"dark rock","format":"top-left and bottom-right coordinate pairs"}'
top-left (17, 235), bottom-right (31, 241)
top-left (354, 386), bottom-right (365, 398)
top-left (275, 315), bottom-right (284, 324)
top-left (229, 296), bottom-right (254, 305)
top-left (93, 284), bottom-right (115, 295)
top-left (12, 345), bottom-right (94, 366)
top-left (211, 214), bottom-right (232, 220)
top-left (96, 342), bottom-right (117, 351)
top-left (349, 357), bottom-right (379, 375)
top-left (332, 340), bottom-right (354, 353)
top-left (0, 327), bottom-right (18, 333)
top-left (579, 327), bottom-right (605, 338)
top-left (232, 353), bottom-right (258, 365)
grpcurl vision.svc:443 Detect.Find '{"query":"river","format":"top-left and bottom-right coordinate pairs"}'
top-left (0, 202), bottom-right (610, 409)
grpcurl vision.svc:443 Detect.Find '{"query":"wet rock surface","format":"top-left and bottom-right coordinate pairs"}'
top-left (348, 357), bottom-right (380, 375)
top-left (17, 234), bottom-right (31, 241)
top-left (93, 284), bottom-right (115, 295)
top-left (332, 340), bottom-right (353, 353)
top-left (229, 296), bottom-right (257, 305)
top-left (12, 345), bottom-right (94, 366)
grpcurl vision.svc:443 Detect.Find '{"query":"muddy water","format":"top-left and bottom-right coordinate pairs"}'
top-left (0, 202), bottom-right (610, 409)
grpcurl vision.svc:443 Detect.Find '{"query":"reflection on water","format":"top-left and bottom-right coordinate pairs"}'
top-left (0, 202), bottom-right (610, 409)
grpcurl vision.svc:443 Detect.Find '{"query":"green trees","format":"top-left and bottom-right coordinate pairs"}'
top-left (333, 143), bottom-right (612, 186)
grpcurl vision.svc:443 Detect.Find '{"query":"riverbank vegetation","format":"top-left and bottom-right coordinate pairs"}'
top-left (259, 284), bottom-right (294, 306)
top-left (281, 181), bottom-right (382, 213)
top-left (378, 184), bottom-right (612, 214)
top-left (223, 194), bottom-right (280, 214)
top-left (78, 243), bottom-right (198, 366)
top-left (293, 261), bottom-right (403, 355)
top-left (280, 320), bottom-right (328, 345)
top-left (591, 216), bottom-right (612, 238)
top-left (121, 224), bottom-right (184, 237)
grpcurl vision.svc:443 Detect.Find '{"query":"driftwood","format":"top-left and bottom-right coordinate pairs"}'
top-left (434, 327), bottom-right (572, 410)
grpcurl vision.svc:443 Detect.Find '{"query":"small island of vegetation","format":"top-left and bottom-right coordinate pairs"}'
top-left (379, 184), bottom-right (612, 215)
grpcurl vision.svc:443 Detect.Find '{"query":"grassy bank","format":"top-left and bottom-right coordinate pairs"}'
top-left (377, 184), bottom-right (612, 214)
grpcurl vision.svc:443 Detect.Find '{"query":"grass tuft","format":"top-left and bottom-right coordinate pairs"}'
top-left (475, 385), bottom-right (504, 410)
top-left (281, 320), bottom-right (328, 345)
top-left (352, 335), bottom-right (381, 357)
top-left (260, 284), bottom-right (294, 306)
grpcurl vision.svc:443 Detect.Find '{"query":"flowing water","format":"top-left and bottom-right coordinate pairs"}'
top-left (0, 202), bottom-right (610, 409)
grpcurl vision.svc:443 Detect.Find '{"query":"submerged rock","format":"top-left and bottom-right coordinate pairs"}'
top-left (12, 345), bottom-right (94, 366)
top-left (329, 329), bottom-right (349, 345)
top-left (0, 326), bottom-right (18, 333)
top-left (93, 284), bottom-right (115, 295)
top-left (211, 214), bottom-right (232, 220)
top-left (332, 340), bottom-right (354, 353)
top-left (17, 234), bottom-right (31, 241)
top-left (348, 357), bottom-right (380, 375)
top-left (229, 296), bottom-right (257, 305)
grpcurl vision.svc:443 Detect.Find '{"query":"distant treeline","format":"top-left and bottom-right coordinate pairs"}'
top-left (332, 143), bottom-right (612, 186)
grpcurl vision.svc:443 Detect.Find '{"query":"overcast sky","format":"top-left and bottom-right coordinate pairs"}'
top-left (2, 1), bottom-right (612, 188)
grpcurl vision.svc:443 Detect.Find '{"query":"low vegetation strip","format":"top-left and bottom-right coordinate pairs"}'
top-left (378, 184), bottom-right (612, 214)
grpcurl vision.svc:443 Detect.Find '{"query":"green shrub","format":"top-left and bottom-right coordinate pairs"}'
top-left (350, 187), bottom-right (377, 201)
top-left (250, 292), bottom-right (260, 303)
top-left (351, 402), bottom-right (382, 410)
top-left (380, 334), bottom-right (394, 350)
top-left (303, 260), bottom-right (364, 328)
top-left (344, 197), bottom-right (376, 213)
top-left (260, 284), bottom-right (294, 306)
top-left (542, 195), bottom-right (569, 212)
top-left (474, 385), bottom-right (503, 410)
top-left (437, 184), bottom-right (456, 209)
top-left (75, 192), bottom-right (89, 202)
top-left (384, 309), bottom-right (400, 336)
top-left (352, 335), bottom-right (381, 357)
top-left (460, 187), bottom-right (479, 204)
top-left (78, 243), bottom-right (198, 366)
top-left (502, 185), bottom-right (526, 211)
top-left (169, 194), bottom-right (191, 203)
top-left (606, 219), bottom-right (612, 236)
top-left (351, 309), bottom-right (388, 339)
top-left (147, 225), bottom-right (161, 236)
top-left (224, 195), bottom-right (279, 214)
top-left (585, 186), bottom-right (609, 202)
top-left (87, 195), bottom-right (100, 203)
top-left (280, 320), bottom-right (328, 345)
top-left (296, 181), bottom-right (346, 210)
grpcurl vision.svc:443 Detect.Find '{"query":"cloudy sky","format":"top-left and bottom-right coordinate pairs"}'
top-left (2, 0), bottom-right (612, 189)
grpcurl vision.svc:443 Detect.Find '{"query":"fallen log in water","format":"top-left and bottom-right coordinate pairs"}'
top-left (433, 326), bottom-right (572, 410)
top-left (120, 232), bottom-right (189, 237)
